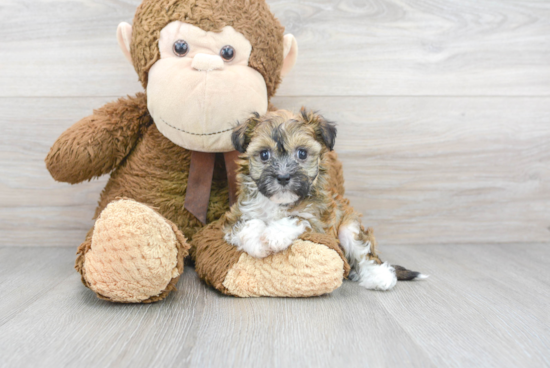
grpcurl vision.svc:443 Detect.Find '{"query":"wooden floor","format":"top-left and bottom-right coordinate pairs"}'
top-left (0, 244), bottom-right (549, 368)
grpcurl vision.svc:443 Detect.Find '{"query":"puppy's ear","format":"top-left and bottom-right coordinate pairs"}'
top-left (232, 112), bottom-right (261, 153)
top-left (300, 107), bottom-right (337, 151)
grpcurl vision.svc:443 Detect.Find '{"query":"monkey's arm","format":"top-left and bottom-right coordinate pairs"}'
top-left (46, 93), bottom-right (150, 184)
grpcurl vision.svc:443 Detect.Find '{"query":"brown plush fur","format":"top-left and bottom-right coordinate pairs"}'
top-left (131, 0), bottom-right (285, 98)
top-left (45, 94), bottom-right (347, 299)
top-left (46, 93), bottom-right (151, 184)
top-left (45, 0), bottom-right (350, 301)
top-left (46, 93), bottom-right (231, 241)
top-left (46, 0), bottom-right (288, 238)
top-left (192, 220), bottom-right (245, 294)
top-left (74, 199), bottom-right (190, 303)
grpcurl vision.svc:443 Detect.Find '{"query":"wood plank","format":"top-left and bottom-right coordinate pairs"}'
top-left (379, 243), bottom-right (550, 367)
top-left (1, 245), bottom-right (549, 367)
top-left (185, 285), bottom-right (434, 368)
top-left (0, 247), bottom-right (434, 368)
top-left (0, 96), bottom-right (111, 246)
top-left (0, 254), bottom-right (209, 368)
top-left (1, 96), bottom-right (549, 246)
top-left (275, 0), bottom-right (550, 97)
top-left (1, 0), bottom-right (549, 97)
top-left (0, 0), bottom-right (143, 98)
top-left (0, 247), bottom-right (75, 326)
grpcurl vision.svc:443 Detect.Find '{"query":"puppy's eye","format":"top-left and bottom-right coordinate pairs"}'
top-left (297, 149), bottom-right (308, 160)
top-left (260, 150), bottom-right (270, 162)
top-left (173, 40), bottom-right (189, 57)
top-left (220, 45), bottom-right (235, 61)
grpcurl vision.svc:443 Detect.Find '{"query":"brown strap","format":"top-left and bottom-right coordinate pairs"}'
top-left (184, 150), bottom-right (241, 224)
top-left (224, 151), bottom-right (240, 207)
top-left (184, 151), bottom-right (216, 224)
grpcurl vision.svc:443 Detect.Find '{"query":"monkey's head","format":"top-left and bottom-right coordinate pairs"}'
top-left (117, 0), bottom-right (298, 152)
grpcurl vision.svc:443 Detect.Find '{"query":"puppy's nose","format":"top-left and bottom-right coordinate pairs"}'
top-left (192, 53), bottom-right (225, 71)
top-left (277, 174), bottom-right (291, 186)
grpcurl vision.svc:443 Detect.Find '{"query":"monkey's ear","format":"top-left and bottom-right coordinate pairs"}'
top-left (117, 22), bottom-right (133, 64)
top-left (232, 113), bottom-right (261, 153)
top-left (281, 34), bottom-right (298, 79)
top-left (301, 107), bottom-right (337, 151)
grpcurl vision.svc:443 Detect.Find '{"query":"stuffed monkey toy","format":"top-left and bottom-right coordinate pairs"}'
top-left (46, 0), bottom-right (354, 303)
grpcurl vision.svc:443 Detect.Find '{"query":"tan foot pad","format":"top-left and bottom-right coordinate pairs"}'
top-left (84, 199), bottom-right (185, 303)
top-left (223, 240), bottom-right (345, 297)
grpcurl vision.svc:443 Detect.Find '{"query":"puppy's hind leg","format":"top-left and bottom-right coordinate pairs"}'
top-left (338, 222), bottom-right (427, 289)
top-left (338, 222), bottom-right (397, 291)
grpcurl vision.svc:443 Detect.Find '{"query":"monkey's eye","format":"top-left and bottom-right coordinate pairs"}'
top-left (260, 150), bottom-right (270, 162)
top-left (297, 149), bottom-right (308, 160)
top-left (220, 45), bottom-right (235, 61)
top-left (173, 40), bottom-right (189, 57)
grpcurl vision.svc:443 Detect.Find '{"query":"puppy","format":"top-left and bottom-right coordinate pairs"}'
top-left (223, 108), bottom-right (426, 291)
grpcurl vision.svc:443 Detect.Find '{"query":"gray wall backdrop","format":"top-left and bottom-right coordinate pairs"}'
top-left (1, 0), bottom-right (549, 246)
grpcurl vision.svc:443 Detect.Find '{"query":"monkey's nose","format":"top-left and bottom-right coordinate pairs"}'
top-left (192, 53), bottom-right (225, 71)
top-left (277, 174), bottom-right (291, 186)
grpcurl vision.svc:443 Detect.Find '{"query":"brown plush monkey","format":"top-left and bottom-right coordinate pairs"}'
top-left (46, 0), bottom-right (350, 303)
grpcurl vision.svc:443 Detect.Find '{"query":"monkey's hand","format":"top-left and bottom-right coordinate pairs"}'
top-left (45, 93), bottom-right (150, 184)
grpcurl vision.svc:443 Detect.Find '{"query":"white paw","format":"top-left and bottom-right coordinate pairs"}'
top-left (357, 261), bottom-right (397, 291)
top-left (226, 218), bottom-right (309, 258)
top-left (227, 219), bottom-right (271, 258)
top-left (261, 217), bottom-right (308, 253)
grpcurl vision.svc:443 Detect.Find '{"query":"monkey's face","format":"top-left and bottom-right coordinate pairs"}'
top-left (146, 21), bottom-right (269, 152)
top-left (233, 110), bottom-right (336, 205)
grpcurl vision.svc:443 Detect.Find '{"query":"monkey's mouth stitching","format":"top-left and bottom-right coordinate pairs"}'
top-left (159, 117), bottom-right (233, 136)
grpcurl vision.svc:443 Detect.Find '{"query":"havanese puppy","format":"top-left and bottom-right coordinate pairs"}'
top-left (223, 108), bottom-right (426, 291)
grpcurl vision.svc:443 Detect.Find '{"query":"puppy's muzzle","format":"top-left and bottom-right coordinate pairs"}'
top-left (277, 174), bottom-right (291, 186)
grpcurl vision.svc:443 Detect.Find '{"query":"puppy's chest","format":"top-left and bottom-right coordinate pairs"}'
top-left (239, 194), bottom-right (314, 227)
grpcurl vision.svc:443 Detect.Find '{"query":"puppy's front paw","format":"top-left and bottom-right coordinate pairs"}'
top-left (261, 217), bottom-right (309, 253)
top-left (245, 245), bottom-right (273, 259)
top-left (226, 218), bottom-right (309, 258)
top-left (230, 219), bottom-right (272, 258)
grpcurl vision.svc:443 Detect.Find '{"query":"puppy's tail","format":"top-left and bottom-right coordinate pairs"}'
top-left (393, 265), bottom-right (429, 281)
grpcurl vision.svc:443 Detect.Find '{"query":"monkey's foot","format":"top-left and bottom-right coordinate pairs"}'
top-left (76, 198), bottom-right (189, 303)
top-left (193, 223), bottom-right (349, 298)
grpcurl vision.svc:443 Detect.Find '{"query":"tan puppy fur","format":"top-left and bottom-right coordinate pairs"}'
top-left (223, 109), bottom-right (425, 291)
